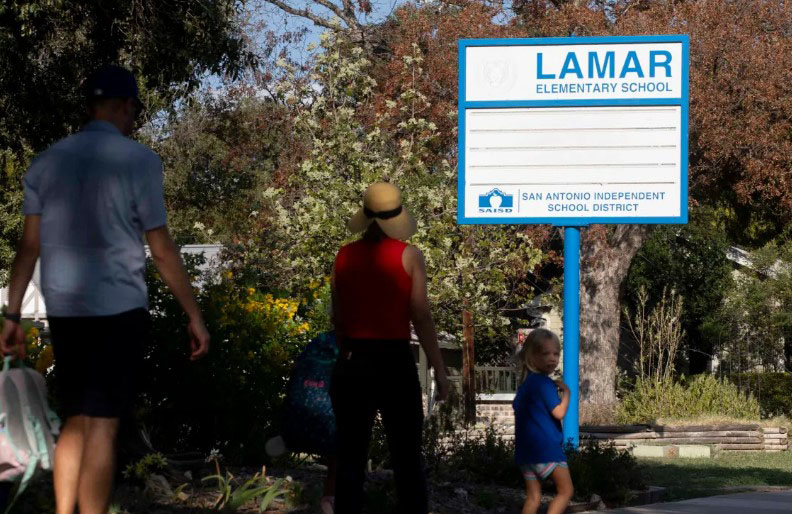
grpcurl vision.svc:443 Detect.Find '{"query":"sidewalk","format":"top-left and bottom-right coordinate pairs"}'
top-left (581, 489), bottom-right (792, 513)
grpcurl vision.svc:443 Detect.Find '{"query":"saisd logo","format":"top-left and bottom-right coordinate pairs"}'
top-left (478, 188), bottom-right (514, 213)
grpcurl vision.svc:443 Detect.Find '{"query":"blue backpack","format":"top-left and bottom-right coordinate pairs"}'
top-left (281, 332), bottom-right (338, 455)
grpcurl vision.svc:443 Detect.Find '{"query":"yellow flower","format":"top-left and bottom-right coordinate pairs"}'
top-left (36, 345), bottom-right (54, 374)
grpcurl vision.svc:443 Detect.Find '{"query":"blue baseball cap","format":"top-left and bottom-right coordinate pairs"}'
top-left (85, 65), bottom-right (142, 108)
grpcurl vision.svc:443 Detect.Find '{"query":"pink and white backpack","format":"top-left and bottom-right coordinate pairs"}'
top-left (0, 357), bottom-right (60, 509)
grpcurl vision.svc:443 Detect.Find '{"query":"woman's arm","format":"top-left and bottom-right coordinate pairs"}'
top-left (404, 245), bottom-right (449, 401)
top-left (330, 262), bottom-right (343, 339)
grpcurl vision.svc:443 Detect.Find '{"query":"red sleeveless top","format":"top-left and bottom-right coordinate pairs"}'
top-left (334, 237), bottom-right (412, 340)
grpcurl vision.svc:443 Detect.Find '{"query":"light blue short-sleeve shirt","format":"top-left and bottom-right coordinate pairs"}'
top-left (22, 121), bottom-right (167, 316)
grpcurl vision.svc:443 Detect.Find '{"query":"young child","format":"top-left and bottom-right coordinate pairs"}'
top-left (512, 328), bottom-right (574, 514)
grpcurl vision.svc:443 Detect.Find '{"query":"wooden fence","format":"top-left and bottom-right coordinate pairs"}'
top-left (475, 366), bottom-right (519, 394)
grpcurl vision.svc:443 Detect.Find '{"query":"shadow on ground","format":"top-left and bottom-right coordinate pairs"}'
top-left (638, 453), bottom-right (792, 501)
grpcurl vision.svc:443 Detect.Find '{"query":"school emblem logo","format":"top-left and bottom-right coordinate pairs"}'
top-left (482, 60), bottom-right (516, 93)
top-left (478, 189), bottom-right (514, 213)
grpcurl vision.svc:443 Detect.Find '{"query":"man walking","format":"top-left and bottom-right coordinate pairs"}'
top-left (0, 65), bottom-right (210, 514)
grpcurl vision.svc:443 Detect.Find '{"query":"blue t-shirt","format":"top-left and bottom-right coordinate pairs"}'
top-left (22, 121), bottom-right (167, 316)
top-left (513, 373), bottom-right (565, 465)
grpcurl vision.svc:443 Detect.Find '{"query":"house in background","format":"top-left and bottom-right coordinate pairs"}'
top-left (0, 261), bottom-right (47, 323)
top-left (1, 244), bottom-right (224, 327)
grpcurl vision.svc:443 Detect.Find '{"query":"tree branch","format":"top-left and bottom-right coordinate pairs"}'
top-left (310, 0), bottom-right (358, 29)
top-left (266, 0), bottom-right (350, 32)
top-left (339, 0), bottom-right (357, 20)
top-left (306, 0), bottom-right (357, 28)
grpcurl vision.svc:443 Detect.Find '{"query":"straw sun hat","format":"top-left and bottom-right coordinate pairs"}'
top-left (347, 182), bottom-right (417, 240)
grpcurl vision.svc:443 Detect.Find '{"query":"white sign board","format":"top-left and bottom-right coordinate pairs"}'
top-left (458, 36), bottom-right (689, 225)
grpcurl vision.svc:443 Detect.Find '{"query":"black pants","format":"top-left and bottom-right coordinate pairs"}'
top-left (330, 339), bottom-right (428, 514)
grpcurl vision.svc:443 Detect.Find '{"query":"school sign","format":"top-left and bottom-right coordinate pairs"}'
top-left (458, 35), bottom-right (689, 225)
top-left (457, 36), bottom-right (689, 447)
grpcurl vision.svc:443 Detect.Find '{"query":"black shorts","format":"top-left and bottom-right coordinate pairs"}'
top-left (48, 308), bottom-right (149, 419)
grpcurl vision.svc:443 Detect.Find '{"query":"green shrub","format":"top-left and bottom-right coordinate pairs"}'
top-left (617, 374), bottom-right (760, 423)
top-left (122, 453), bottom-right (168, 483)
top-left (565, 441), bottom-right (645, 506)
top-left (202, 470), bottom-right (291, 512)
top-left (419, 388), bottom-right (521, 487)
top-left (444, 424), bottom-right (521, 487)
top-left (731, 373), bottom-right (792, 418)
top-left (139, 255), bottom-right (316, 463)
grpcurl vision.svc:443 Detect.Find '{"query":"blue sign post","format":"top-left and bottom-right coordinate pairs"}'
top-left (562, 227), bottom-right (581, 446)
top-left (458, 35), bottom-right (689, 448)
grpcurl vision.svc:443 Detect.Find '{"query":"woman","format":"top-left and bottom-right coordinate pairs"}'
top-left (331, 182), bottom-right (449, 514)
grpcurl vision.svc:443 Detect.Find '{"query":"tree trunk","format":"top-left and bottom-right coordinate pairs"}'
top-left (462, 309), bottom-right (476, 424)
top-left (688, 324), bottom-right (714, 374)
top-left (578, 225), bottom-right (651, 404)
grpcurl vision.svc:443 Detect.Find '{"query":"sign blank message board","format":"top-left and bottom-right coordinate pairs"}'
top-left (458, 36), bottom-right (689, 225)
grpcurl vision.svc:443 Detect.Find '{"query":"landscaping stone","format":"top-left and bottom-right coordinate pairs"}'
top-left (630, 444), bottom-right (712, 459)
top-left (632, 445), bottom-right (665, 458)
top-left (677, 445), bottom-right (711, 458)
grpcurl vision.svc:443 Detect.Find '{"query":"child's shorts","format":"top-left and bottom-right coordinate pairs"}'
top-left (521, 461), bottom-right (568, 481)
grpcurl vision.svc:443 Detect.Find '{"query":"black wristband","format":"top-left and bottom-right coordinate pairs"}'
top-left (3, 312), bottom-right (21, 323)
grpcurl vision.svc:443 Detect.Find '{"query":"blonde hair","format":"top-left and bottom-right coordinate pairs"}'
top-left (515, 328), bottom-right (561, 381)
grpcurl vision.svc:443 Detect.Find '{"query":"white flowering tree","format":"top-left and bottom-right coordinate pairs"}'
top-left (255, 33), bottom-right (544, 359)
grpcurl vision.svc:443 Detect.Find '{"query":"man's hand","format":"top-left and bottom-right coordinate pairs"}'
top-left (187, 317), bottom-right (210, 361)
top-left (0, 321), bottom-right (26, 359)
top-left (147, 226), bottom-right (210, 361)
top-left (435, 374), bottom-right (450, 402)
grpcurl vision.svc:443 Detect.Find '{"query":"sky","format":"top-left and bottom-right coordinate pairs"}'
top-left (246, 0), bottom-right (408, 67)
top-left (200, 0), bottom-right (407, 92)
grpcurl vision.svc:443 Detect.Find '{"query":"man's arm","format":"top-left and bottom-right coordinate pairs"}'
top-left (0, 215), bottom-right (41, 357)
top-left (145, 226), bottom-right (209, 360)
top-left (405, 245), bottom-right (449, 401)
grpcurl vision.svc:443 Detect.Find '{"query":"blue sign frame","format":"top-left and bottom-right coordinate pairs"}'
top-left (457, 35), bottom-right (689, 227)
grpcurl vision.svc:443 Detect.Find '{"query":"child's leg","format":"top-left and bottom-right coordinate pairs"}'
top-left (547, 464), bottom-right (574, 514)
top-left (522, 477), bottom-right (542, 514)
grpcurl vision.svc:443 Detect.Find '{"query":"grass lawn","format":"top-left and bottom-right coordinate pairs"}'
top-left (638, 451), bottom-right (792, 501)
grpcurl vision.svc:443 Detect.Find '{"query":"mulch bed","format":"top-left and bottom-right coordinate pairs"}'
top-left (15, 464), bottom-right (602, 513)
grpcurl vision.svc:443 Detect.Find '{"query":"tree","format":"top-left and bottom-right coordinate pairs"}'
top-left (143, 88), bottom-right (296, 244)
top-left (709, 237), bottom-right (792, 373)
top-left (249, 33), bottom-right (545, 355)
top-left (0, 149), bottom-right (31, 284)
top-left (0, 0), bottom-right (256, 281)
top-left (257, 0), bottom-right (792, 402)
top-left (0, 0), bottom-right (254, 153)
top-left (257, 2), bottom-right (559, 357)
top-left (625, 207), bottom-right (734, 374)
top-left (512, 0), bottom-right (792, 403)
